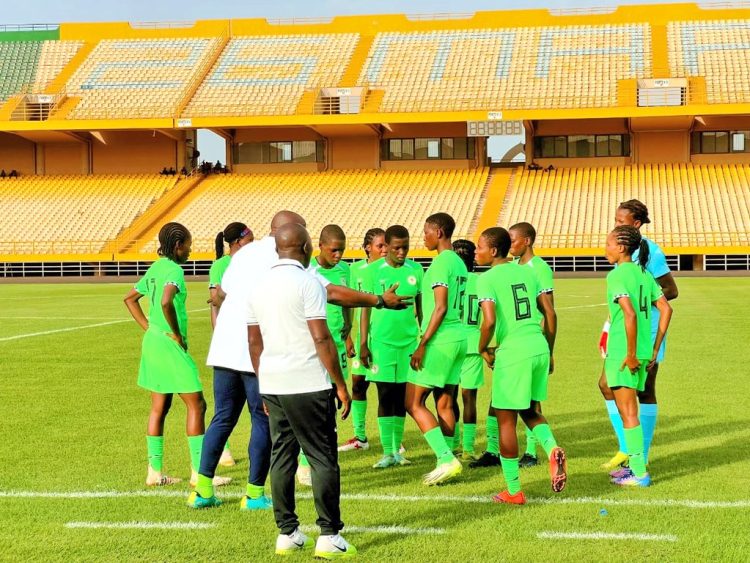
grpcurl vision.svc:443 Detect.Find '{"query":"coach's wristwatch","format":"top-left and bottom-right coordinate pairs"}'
top-left (375, 295), bottom-right (385, 309)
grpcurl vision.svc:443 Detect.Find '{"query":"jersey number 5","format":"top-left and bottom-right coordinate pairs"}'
top-left (511, 283), bottom-right (532, 321)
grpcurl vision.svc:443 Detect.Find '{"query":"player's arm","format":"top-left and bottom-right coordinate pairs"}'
top-left (656, 272), bottom-right (679, 301)
top-left (415, 292), bottom-right (423, 326)
top-left (617, 296), bottom-right (640, 373)
top-left (359, 306), bottom-right (372, 368)
top-left (161, 284), bottom-right (186, 350)
top-left (308, 318), bottom-right (351, 419)
top-left (648, 296), bottom-right (673, 369)
top-left (326, 283), bottom-right (410, 310)
top-left (341, 306), bottom-right (352, 342)
top-left (410, 285), bottom-right (447, 370)
top-left (123, 288), bottom-right (148, 331)
top-left (478, 299), bottom-right (496, 368)
top-left (537, 292), bottom-right (557, 372)
top-left (247, 324), bottom-right (263, 376)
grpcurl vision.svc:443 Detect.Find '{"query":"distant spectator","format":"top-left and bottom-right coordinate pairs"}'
top-left (180, 166), bottom-right (189, 176)
top-left (214, 161), bottom-right (223, 174)
top-left (1, 170), bottom-right (6, 178)
top-left (9, 169), bottom-right (17, 178)
top-left (161, 167), bottom-right (169, 176)
top-left (169, 167), bottom-right (176, 176)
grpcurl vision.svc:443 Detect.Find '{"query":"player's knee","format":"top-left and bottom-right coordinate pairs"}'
top-left (352, 378), bottom-right (368, 397)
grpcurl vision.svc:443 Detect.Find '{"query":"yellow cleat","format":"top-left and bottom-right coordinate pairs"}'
top-left (461, 451), bottom-right (481, 462)
top-left (601, 451), bottom-right (629, 471)
top-left (219, 448), bottom-right (236, 467)
top-left (422, 457), bottom-right (463, 486)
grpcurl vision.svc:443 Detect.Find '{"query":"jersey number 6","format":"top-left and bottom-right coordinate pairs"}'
top-left (511, 283), bottom-right (532, 321)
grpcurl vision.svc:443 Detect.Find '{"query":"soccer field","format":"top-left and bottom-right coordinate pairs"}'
top-left (1, 277), bottom-right (749, 562)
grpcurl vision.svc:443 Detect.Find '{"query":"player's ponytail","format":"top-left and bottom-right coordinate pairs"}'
top-left (158, 222), bottom-right (191, 261)
top-left (637, 238), bottom-right (650, 271)
top-left (215, 232), bottom-right (225, 259)
top-left (452, 239), bottom-right (476, 272)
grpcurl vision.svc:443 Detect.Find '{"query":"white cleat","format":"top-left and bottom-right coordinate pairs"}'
top-left (190, 470), bottom-right (232, 487)
top-left (275, 527), bottom-right (313, 555)
top-left (338, 437), bottom-right (370, 452)
top-left (422, 457), bottom-right (463, 486)
top-left (219, 448), bottom-right (236, 467)
top-left (146, 466), bottom-right (182, 487)
top-left (296, 465), bottom-right (312, 487)
top-left (315, 533), bottom-right (358, 559)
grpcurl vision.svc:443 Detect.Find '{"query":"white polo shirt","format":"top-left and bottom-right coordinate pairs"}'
top-left (206, 236), bottom-right (331, 372)
top-left (247, 259), bottom-right (332, 395)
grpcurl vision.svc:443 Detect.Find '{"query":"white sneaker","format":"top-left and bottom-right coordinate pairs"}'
top-left (338, 437), bottom-right (370, 452)
top-left (296, 465), bottom-right (312, 487)
top-left (145, 466), bottom-right (182, 487)
top-left (275, 527), bottom-right (313, 555)
top-left (314, 533), bottom-right (358, 559)
top-left (422, 457), bottom-right (462, 486)
top-left (219, 448), bottom-right (236, 467)
top-left (190, 470), bottom-right (232, 487)
top-left (398, 443), bottom-right (406, 455)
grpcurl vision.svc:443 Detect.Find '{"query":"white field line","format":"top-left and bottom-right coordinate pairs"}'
top-left (66, 521), bottom-right (216, 530)
top-left (2, 490), bottom-right (749, 510)
top-left (538, 531), bottom-right (677, 542)
top-left (301, 524), bottom-right (445, 535)
top-left (0, 316), bottom-right (125, 320)
top-left (0, 308), bottom-right (209, 343)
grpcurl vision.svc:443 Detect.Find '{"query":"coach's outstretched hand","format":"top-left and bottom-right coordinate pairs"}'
top-left (336, 384), bottom-right (352, 420)
top-left (383, 283), bottom-right (412, 310)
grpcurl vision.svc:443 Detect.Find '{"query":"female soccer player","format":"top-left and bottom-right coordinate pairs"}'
top-left (124, 222), bottom-right (208, 487)
top-left (603, 225), bottom-right (672, 487)
top-left (339, 228), bottom-right (386, 452)
top-left (208, 222), bottom-right (253, 468)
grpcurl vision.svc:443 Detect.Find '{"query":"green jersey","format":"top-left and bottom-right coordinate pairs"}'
top-left (421, 249), bottom-right (468, 344)
top-left (308, 258), bottom-right (350, 343)
top-left (364, 258), bottom-right (423, 347)
top-left (349, 259), bottom-right (370, 347)
top-left (520, 255), bottom-right (554, 322)
top-left (476, 261), bottom-right (548, 362)
top-left (209, 255), bottom-right (231, 289)
top-left (135, 257), bottom-right (189, 343)
top-left (606, 262), bottom-right (663, 360)
top-left (460, 272), bottom-right (482, 354)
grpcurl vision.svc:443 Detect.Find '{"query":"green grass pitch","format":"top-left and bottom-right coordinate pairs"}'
top-left (1, 277), bottom-right (749, 561)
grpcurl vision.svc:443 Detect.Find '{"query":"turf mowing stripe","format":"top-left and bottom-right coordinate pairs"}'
top-left (66, 521), bottom-right (216, 530)
top-left (557, 303), bottom-right (607, 310)
top-left (301, 525), bottom-right (445, 535)
top-left (537, 531), bottom-right (678, 542)
top-left (3, 490), bottom-right (750, 509)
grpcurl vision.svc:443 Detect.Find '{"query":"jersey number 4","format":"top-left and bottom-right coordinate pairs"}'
top-left (511, 283), bottom-right (532, 321)
top-left (638, 286), bottom-right (650, 318)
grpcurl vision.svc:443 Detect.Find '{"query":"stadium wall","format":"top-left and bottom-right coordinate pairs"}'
top-left (39, 143), bottom-right (88, 175)
top-left (0, 133), bottom-right (35, 174)
top-left (91, 132), bottom-right (181, 174)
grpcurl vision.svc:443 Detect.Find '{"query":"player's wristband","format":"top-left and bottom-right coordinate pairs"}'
top-left (375, 295), bottom-right (385, 309)
top-left (602, 320), bottom-right (611, 334)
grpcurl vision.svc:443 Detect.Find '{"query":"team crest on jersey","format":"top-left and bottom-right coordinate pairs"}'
top-left (352, 359), bottom-right (361, 369)
top-left (371, 364), bottom-right (379, 374)
top-left (407, 275), bottom-right (417, 285)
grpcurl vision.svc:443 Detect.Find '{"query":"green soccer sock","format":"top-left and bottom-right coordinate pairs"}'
top-left (246, 483), bottom-right (264, 499)
top-left (146, 435), bottom-right (164, 472)
top-left (425, 427), bottom-right (454, 464)
top-left (500, 456), bottom-right (522, 495)
top-left (187, 434), bottom-right (204, 472)
top-left (486, 416), bottom-right (500, 455)
top-left (525, 425), bottom-right (539, 457)
top-left (452, 428), bottom-right (461, 451)
top-left (299, 452), bottom-right (310, 468)
top-left (530, 424), bottom-right (558, 458)
top-left (377, 416), bottom-right (395, 456)
top-left (352, 400), bottom-right (368, 441)
top-left (392, 416), bottom-right (406, 453)
top-left (463, 423), bottom-right (477, 454)
top-left (195, 473), bottom-right (214, 499)
top-left (624, 425), bottom-right (648, 478)
top-left (223, 441), bottom-right (230, 452)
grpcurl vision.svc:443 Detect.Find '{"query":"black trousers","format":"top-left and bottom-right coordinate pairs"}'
top-left (262, 388), bottom-right (343, 536)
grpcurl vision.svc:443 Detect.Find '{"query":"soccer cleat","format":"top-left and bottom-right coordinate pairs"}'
top-left (145, 466), bottom-right (182, 487)
top-left (187, 490), bottom-right (222, 509)
top-left (219, 448), bottom-right (236, 467)
top-left (296, 465), bottom-right (312, 487)
top-left (519, 453), bottom-right (538, 468)
top-left (549, 447), bottom-right (568, 493)
top-left (275, 527), bottom-right (313, 555)
top-left (468, 451), bottom-right (501, 469)
top-left (492, 490), bottom-right (527, 505)
top-left (609, 466), bottom-right (633, 480)
top-left (314, 533), bottom-right (358, 559)
top-left (372, 455), bottom-right (396, 469)
top-left (601, 451), bottom-right (629, 470)
top-left (338, 437), bottom-right (370, 452)
top-left (190, 471), bottom-right (232, 487)
top-left (398, 443), bottom-right (406, 455)
top-left (392, 453), bottom-right (411, 466)
top-left (461, 451), bottom-right (481, 462)
top-left (612, 472), bottom-right (651, 488)
top-left (422, 457), bottom-right (462, 486)
top-left (240, 495), bottom-right (273, 511)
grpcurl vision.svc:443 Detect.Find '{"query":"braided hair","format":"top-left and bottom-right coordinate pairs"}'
top-left (215, 221), bottom-right (249, 259)
top-left (480, 227), bottom-right (511, 258)
top-left (158, 222), bottom-right (191, 261)
top-left (362, 227), bottom-right (385, 258)
top-left (618, 199), bottom-right (651, 225)
top-left (452, 239), bottom-right (476, 272)
top-left (612, 225), bottom-right (650, 270)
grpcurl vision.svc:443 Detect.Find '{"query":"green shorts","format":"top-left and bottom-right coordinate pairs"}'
top-left (335, 340), bottom-right (349, 380)
top-left (138, 328), bottom-right (202, 394)
top-left (350, 336), bottom-right (368, 378)
top-left (368, 342), bottom-right (415, 384)
top-left (460, 354), bottom-right (485, 390)
top-left (491, 353), bottom-right (549, 411)
top-left (408, 339), bottom-right (467, 389)
top-left (605, 358), bottom-right (648, 391)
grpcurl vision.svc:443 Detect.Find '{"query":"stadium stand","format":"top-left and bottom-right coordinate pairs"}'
top-left (65, 38), bottom-right (223, 119)
top-left (0, 175), bottom-right (177, 255)
top-left (143, 168), bottom-right (490, 254)
top-left (33, 40), bottom-right (85, 91)
top-left (183, 33), bottom-right (360, 117)
top-left (0, 41), bottom-right (44, 102)
top-left (499, 164), bottom-right (750, 250)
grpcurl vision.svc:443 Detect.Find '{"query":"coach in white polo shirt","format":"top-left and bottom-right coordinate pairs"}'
top-left (248, 223), bottom-right (357, 558)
